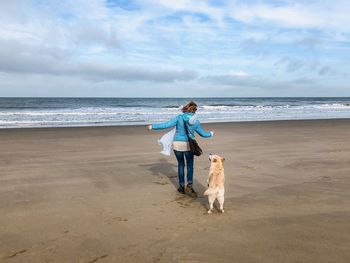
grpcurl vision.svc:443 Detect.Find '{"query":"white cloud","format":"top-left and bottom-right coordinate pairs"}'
top-left (202, 73), bottom-right (318, 91)
top-left (145, 0), bottom-right (224, 22)
top-left (0, 38), bottom-right (197, 82)
top-left (230, 3), bottom-right (322, 28)
top-left (229, 71), bottom-right (249, 77)
top-left (0, 0), bottom-right (350, 96)
top-left (228, 1), bottom-right (350, 33)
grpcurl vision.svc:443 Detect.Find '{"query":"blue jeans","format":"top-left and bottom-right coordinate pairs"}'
top-left (173, 150), bottom-right (194, 186)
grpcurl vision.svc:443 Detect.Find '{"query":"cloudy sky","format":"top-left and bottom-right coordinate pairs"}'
top-left (0, 0), bottom-right (350, 97)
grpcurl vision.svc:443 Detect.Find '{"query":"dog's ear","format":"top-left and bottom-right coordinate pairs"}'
top-left (221, 157), bottom-right (225, 162)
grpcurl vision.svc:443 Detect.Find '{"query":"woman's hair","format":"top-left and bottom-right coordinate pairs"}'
top-left (182, 101), bottom-right (197, 113)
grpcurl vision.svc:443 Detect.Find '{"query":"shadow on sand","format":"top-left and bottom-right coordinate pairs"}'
top-left (140, 158), bottom-right (208, 209)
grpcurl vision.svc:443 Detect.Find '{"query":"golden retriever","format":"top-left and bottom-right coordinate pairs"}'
top-left (204, 154), bottom-right (225, 214)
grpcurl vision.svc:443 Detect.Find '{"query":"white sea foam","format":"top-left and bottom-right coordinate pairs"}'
top-left (1, 98), bottom-right (350, 128)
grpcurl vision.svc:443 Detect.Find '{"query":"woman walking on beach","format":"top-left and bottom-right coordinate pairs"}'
top-left (148, 101), bottom-right (213, 197)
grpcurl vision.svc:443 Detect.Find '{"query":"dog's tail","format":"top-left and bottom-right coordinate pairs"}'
top-left (203, 186), bottom-right (219, 196)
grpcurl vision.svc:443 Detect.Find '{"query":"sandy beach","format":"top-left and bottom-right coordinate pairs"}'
top-left (1, 119), bottom-right (350, 262)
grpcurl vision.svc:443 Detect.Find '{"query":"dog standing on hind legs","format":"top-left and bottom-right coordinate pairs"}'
top-left (204, 154), bottom-right (225, 214)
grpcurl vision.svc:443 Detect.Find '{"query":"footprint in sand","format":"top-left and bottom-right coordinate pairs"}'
top-left (320, 175), bottom-right (332, 181)
top-left (153, 180), bottom-right (169, 185)
top-left (87, 254), bottom-right (108, 263)
top-left (106, 217), bottom-right (128, 225)
top-left (152, 175), bottom-right (170, 185)
top-left (242, 165), bottom-right (256, 171)
top-left (173, 196), bottom-right (194, 208)
top-left (3, 249), bottom-right (28, 259)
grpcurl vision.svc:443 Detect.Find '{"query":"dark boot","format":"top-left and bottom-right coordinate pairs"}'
top-left (177, 185), bottom-right (185, 194)
top-left (186, 184), bottom-right (197, 198)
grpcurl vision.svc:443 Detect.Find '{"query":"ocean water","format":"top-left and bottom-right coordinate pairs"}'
top-left (0, 97), bottom-right (350, 128)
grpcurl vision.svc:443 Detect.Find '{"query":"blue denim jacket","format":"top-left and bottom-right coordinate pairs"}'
top-left (151, 113), bottom-right (212, 142)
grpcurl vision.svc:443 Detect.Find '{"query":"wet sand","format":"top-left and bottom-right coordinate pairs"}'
top-left (0, 119), bottom-right (350, 262)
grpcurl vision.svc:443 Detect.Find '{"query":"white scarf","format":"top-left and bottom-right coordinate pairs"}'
top-left (158, 128), bottom-right (176, 156)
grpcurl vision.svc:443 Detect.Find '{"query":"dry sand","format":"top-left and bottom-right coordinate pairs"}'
top-left (0, 119), bottom-right (350, 262)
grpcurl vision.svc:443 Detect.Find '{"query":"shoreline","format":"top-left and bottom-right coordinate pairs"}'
top-left (1, 117), bottom-right (350, 130)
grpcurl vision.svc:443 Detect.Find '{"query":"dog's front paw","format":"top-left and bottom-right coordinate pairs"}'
top-left (207, 210), bottom-right (212, 214)
top-left (221, 209), bottom-right (225, 213)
